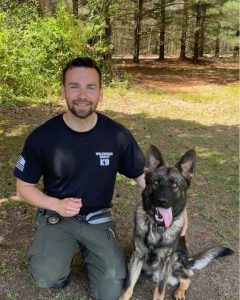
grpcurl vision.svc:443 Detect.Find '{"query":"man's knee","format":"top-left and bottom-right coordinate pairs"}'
top-left (28, 257), bottom-right (70, 289)
top-left (29, 269), bottom-right (70, 289)
top-left (91, 278), bottom-right (124, 300)
top-left (87, 248), bottom-right (126, 299)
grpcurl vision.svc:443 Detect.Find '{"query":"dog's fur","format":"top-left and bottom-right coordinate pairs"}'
top-left (120, 145), bottom-right (233, 300)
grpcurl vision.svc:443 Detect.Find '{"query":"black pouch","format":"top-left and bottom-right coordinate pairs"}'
top-left (32, 209), bottom-right (47, 231)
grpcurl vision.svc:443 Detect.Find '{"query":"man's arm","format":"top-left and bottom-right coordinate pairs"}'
top-left (134, 173), bottom-right (146, 190)
top-left (181, 208), bottom-right (188, 236)
top-left (16, 179), bottom-right (82, 217)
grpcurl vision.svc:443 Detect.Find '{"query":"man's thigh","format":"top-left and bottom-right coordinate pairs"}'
top-left (28, 217), bottom-right (78, 288)
top-left (80, 222), bottom-right (126, 300)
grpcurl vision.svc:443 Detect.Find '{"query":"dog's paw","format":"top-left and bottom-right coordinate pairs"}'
top-left (119, 288), bottom-right (133, 300)
top-left (153, 287), bottom-right (165, 300)
top-left (174, 288), bottom-right (186, 300)
top-left (119, 296), bottom-right (131, 300)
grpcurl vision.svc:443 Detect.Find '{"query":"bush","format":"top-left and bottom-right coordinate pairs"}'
top-left (0, 3), bottom-right (106, 103)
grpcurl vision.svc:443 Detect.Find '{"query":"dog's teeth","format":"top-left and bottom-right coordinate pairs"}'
top-left (155, 215), bottom-right (163, 222)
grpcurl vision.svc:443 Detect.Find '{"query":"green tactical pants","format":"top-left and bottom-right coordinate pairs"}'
top-left (28, 213), bottom-right (126, 300)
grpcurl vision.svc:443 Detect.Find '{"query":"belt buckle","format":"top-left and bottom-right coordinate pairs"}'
top-left (47, 215), bottom-right (61, 225)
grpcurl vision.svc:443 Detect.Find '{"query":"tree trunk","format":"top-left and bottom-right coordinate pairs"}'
top-left (215, 24), bottom-right (221, 57)
top-left (104, 15), bottom-right (112, 60)
top-left (147, 27), bottom-right (152, 53)
top-left (102, 0), bottom-right (113, 60)
top-left (159, 0), bottom-right (166, 60)
top-left (72, 0), bottom-right (79, 18)
top-left (193, 3), bottom-right (201, 63)
top-left (233, 30), bottom-right (239, 56)
top-left (199, 4), bottom-right (207, 57)
top-left (180, 0), bottom-right (189, 59)
top-left (39, 0), bottom-right (54, 17)
top-left (133, 0), bottom-right (144, 63)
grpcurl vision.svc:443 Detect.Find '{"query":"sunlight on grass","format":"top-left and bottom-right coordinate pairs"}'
top-left (5, 125), bottom-right (30, 137)
top-left (173, 85), bottom-right (239, 103)
top-left (102, 83), bottom-right (239, 126)
top-left (0, 96), bottom-right (61, 108)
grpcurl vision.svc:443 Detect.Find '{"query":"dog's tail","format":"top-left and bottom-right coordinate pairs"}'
top-left (187, 247), bottom-right (233, 271)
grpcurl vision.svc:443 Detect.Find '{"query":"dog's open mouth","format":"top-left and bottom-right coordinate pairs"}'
top-left (155, 207), bottom-right (173, 228)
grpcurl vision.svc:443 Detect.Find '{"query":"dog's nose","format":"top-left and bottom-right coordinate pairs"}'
top-left (157, 198), bottom-right (168, 205)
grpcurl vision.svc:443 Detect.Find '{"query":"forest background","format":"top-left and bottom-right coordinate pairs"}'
top-left (0, 0), bottom-right (239, 103)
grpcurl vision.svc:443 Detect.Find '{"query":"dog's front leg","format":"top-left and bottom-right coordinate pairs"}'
top-left (174, 277), bottom-right (191, 300)
top-left (119, 251), bottom-right (144, 300)
top-left (153, 256), bottom-right (173, 300)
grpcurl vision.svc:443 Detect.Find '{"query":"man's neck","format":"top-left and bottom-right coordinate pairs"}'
top-left (63, 111), bottom-right (98, 132)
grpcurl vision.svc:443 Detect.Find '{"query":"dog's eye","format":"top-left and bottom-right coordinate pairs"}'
top-left (171, 182), bottom-right (178, 189)
top-left (153, 178), bottom-right (160, 186)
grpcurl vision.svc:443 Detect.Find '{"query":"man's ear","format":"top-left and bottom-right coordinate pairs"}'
top-left (175, 149), bottom-right (197, 184)
top-left (61, 85), bottom-right (66, 99)
top-left (145, 144), bottom-right (165, 173)
top-left (99, 88), bottom-right (103, 103)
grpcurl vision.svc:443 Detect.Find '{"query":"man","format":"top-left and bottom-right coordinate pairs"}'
top-left (14, 57), bottom-right (146, 300)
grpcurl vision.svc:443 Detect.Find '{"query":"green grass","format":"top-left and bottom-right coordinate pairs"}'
top-left (173, 85), bottom-right (239, 103)
top-left (0, 96), bottom-right (60, 108)
top-left (5, 291), bottom-right (20, 300)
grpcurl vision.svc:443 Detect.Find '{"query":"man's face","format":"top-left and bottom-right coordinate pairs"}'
top-left (62, 67), bottom-right (103, 119)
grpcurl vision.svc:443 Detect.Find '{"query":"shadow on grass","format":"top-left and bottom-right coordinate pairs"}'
top-left (116, 62), bottom-right (239, 86)
top-left (0, 105), bottom-right (238, 196)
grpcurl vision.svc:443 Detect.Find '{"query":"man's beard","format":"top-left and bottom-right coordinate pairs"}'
top-left (67, 99), bottom-right (97, 119)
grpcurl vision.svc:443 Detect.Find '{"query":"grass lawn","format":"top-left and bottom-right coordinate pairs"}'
top-left (0, 58), bottom-right (239, 300)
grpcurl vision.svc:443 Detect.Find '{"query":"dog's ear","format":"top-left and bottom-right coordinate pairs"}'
top-left (145, 144), bottom-right (165, 172)
top-left (175, 149), bottom-right (196, 184)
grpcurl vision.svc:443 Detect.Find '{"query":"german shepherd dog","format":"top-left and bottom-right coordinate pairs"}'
top-left (119, 145), bottom-right (233, 300)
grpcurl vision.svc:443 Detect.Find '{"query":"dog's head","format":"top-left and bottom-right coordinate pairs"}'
top-left (142, 145), bottom-right (196, 227)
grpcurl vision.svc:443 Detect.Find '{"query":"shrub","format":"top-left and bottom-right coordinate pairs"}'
top-left (0, 3), bottom-right (106, 103)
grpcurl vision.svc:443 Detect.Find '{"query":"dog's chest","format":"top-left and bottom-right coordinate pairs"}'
top-left (135, 205), bottom-right (183, 248)
top-left (146, 225), bottom-right (163, 246)
top-left (138, 218), bottom-right (182, 249)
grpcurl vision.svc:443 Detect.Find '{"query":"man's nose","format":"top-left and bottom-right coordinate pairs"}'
top-left (78, 87), bottom-right (87, 98)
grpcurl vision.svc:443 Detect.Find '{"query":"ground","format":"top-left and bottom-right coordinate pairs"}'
top-left (0, 58), bottom-right (239, 300)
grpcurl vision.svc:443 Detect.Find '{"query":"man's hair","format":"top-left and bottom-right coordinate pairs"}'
top-left (62, 57), bottom-right (102, 87)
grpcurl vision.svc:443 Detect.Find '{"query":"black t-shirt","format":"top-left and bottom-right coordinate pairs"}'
top-left (14, 113), bottom-right (145, 214)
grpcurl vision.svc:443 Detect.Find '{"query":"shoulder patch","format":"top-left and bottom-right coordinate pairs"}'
top-left (16, 155), bottom-right (26, 172)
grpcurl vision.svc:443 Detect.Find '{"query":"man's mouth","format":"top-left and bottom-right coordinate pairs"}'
top-left (74, 101), bottom-right (91, 107)
top-left (155, 207), bottom-right (173, 227)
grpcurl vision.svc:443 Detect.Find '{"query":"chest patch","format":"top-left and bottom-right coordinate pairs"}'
top-left (96, 152), bottom-right (113, 166)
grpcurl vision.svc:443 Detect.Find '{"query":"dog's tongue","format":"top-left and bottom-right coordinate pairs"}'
top-left (158, 207), bottom-right (173, 227)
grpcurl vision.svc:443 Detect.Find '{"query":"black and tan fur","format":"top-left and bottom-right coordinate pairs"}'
top-left (120, 145), bottom-right (233, 300)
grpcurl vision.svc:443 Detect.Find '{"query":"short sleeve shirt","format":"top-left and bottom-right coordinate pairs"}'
top-left (14, 113), bottom-right (145, 214)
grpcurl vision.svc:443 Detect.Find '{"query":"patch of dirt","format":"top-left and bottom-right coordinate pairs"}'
top-left (115, 58), bottom-right (239, 93)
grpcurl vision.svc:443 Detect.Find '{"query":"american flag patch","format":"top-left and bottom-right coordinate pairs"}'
top-left (16, 155), bottom-right (26, 172)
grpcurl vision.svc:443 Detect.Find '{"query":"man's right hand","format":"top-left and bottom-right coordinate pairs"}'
top-left (56, 198), bottom-right (82, 217)
top-left (16, 179), bottom-right (83, 218)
